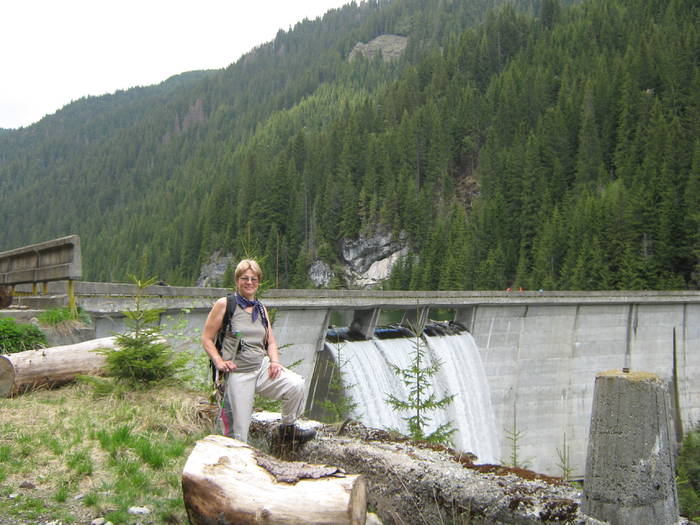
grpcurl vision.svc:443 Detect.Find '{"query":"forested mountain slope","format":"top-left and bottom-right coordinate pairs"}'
top-left (1, 0), bottom-right (697, 291)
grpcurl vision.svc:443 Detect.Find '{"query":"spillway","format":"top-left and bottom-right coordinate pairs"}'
top-left (325, 327), bottom-right (499, 464)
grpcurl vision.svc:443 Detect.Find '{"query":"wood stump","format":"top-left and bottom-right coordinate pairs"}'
top-left (0, 287), bottom-right (11, 308)
top-left (182, 434), bottom-right (367, 524)
top-left (0, 336), bottom-right (116, 397)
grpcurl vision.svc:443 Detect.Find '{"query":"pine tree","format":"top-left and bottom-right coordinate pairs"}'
top-left (684, 141), bottom-right (700, 287)
top-left (100, 276), bottom-right (189, 386)
top-left (386, 319), bottom-right (456, 445)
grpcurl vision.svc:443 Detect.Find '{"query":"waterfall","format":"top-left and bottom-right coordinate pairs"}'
top-left (326, 328), bottom-right (499, 464)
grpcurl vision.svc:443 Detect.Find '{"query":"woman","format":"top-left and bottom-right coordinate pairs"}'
top-left (201, 259), bottom-right (315, 444)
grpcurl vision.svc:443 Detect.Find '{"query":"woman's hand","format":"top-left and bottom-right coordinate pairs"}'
top-left (268, 360), bottom-right (282, 379)
top-left (217, 360), bottom-right (237, 373)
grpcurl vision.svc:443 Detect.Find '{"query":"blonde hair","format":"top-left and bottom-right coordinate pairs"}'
top-left (234, 259), bottom-right (262, 282)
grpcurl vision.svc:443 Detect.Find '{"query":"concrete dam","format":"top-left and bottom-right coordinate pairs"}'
top-left (12, 282), bottom-right (700, 477)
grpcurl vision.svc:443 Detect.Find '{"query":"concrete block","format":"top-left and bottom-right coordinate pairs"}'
top-left (453, 306), bottom-right (475, 330)
top-left (582, 370), bottom-right (679, 525)
top-left (349, 309), bottom-right (380, 339)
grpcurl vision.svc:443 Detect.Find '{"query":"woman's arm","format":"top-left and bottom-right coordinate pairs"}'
top-left (201, 297), bottom-right (236, 373)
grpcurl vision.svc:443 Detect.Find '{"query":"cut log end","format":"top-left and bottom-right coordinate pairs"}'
top-left (349, 474), bottom-right (368, 525)
top-left (0, 287), bottom-right (11, 308)
top-left (182, 435), bottom-right (367, 525)
top-left (0, 356), bottom-right (15, 397)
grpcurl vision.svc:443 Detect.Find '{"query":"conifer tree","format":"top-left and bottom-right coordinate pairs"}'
top-left (386, 319), bottom-right (456, 445)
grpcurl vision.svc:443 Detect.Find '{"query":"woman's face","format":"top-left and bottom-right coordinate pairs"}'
top-left (237, 269), bottom-right (260, 298)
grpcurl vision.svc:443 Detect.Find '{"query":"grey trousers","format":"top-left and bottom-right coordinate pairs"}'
top-left (218, 356), bottom-right (306, 442)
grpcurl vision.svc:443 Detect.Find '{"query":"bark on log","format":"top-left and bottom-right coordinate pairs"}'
top-left (247, 415), bottom-right (596, 525)
top-left (0, 336), bottom-right (116, 397)
top-left (0, 287), bottom-right (11, 308)
top-left (182, 434), bottom-right (367, 525)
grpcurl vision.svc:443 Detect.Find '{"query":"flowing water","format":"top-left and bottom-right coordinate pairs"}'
top-left (326, 329), bottom-right (499, 464)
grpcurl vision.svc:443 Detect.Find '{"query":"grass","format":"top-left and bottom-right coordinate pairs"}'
top-left (0, 382), bottom-right (213, 524)
top-left (36, 307), bottom-right (92, 335)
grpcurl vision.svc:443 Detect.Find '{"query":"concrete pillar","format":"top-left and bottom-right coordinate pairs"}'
top-left (272, 309), bottom-right (331, 397)
top-left (582, 370), bottom-right (679, 525)
top-left (348, 309), bottom-right (380, 339)
top-left (454, 306), bottom-right (476, 332)
top-left (400, 307), bottom-right (429, 332)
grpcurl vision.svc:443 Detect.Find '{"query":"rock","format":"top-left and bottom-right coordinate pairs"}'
top-left (348, 247), bottom-right (408, 288)
top-left (19, 481), bottom-right (35, 489)
top-left (196, 251), bottom-right (235, 287)
top-left (91, 518), bottom-right (106, 525)
top-left (341, 230), bottom-right (408, 288)
top-left (127, 506), bottom-right (150, 515)
top-left (348, 35), bottom-right (408, 62)
top-left (309, 260), bottom-right (334, 288)
top-left (8, 493), bottom-right (18, 499)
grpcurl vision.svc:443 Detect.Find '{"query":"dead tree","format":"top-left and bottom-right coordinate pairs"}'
top-left (0, 336), bottom-right (116, 397)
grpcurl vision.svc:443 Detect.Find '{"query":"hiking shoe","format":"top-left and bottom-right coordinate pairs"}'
top-left (278, 423), bottom-right (316, 445)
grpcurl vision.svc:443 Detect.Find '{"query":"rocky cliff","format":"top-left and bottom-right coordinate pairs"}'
top-left (200, 231), bottom-right (408, 289)
top-left (309, 230), bottom-right (408, 288)
top-left (348, 34), bottom-right (408, 62)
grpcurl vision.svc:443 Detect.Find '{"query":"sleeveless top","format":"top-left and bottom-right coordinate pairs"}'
top-left (220, 305), bottom-right (268, 373)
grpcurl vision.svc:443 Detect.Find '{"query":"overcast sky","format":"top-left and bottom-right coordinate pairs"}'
top-left (1, 0), bottom-right (351, 129)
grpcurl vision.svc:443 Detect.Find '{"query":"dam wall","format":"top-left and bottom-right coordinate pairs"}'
top-left (7, 284), bottom-right (699, 477)
top-left (467, 302), bottom-right (699, 477)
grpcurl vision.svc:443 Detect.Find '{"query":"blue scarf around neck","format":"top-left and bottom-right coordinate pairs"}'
top-left (235, 293), bottom-right (269, 329)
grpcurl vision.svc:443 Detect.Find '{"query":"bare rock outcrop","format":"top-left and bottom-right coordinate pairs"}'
top-left (196, 251), bottom-right (235, 287)
top-left (349, 35), bottom-right (408, 62)
top-left (340, 230), bottom-right (408, 288)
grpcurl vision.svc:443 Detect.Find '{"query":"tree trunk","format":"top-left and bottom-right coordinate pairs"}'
top-left (0, 336), bottom-right (116, 397)
top-left (246, 415), bottom-right (590, 525)
top-left (0, 286), bottom-right (11, 308)
top-left (182, 434), bottom-right (367, 525)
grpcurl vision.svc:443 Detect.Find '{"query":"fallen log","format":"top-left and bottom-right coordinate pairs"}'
top-left (247, 415), bottom-right (599, 525)
top-left (0, 336), bottom-right (116, 397)
top-left (182, 434), bottom-right (367, 525)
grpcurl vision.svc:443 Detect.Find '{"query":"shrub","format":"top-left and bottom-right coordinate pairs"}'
top-left (99, 276), bottom-right (188, 386)
top-left (0, 317), bottom-right (47, 354)
top-left (37, 307), bottom-right (90, 327)
top-left (678, 427), bottom-right (700, 521)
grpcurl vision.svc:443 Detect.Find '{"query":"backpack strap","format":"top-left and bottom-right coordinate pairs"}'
top-left (212, 294), bottom-right (237, 384)
top-left (222, 293), bottom-right (237, 335)
top-left (215, 293), bottom-right (237, 351)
